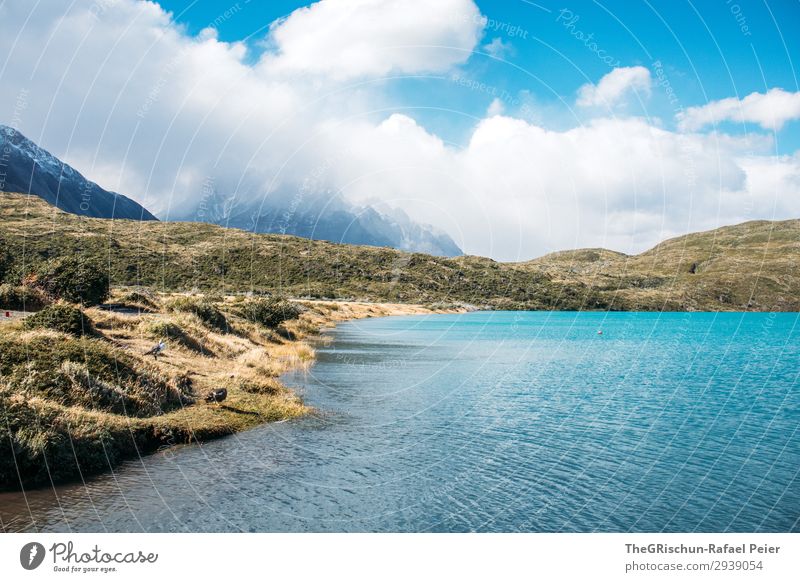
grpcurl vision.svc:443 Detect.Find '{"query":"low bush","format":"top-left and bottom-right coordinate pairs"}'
top-left (0, 284), bottom-right (50, 311)
top-left (239, 297), bottom-right (301, 328)
top-left (23, 303), bottom-right (94, 336)
top-left (32, 257), bottom-right (110, 306)
top-left (0, 245), bottom-right (11, 283)
top-left (167, 297), bottom-right (228, 332)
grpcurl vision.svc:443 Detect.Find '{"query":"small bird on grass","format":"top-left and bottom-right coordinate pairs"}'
top-left (144, 339), bottom-right (166, 360)
top-left (205, 388), bottom-right (228, 405)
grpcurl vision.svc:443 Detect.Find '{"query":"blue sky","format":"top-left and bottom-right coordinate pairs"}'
top-left (2, 0), bottom-right (799, 260)
top-left (158, 0), bottom-right (800, 151)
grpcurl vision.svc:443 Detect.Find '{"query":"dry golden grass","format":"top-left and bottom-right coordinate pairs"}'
top-left (0, 284), bottom-right (463, 489)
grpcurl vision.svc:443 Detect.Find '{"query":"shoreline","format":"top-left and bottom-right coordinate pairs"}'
top-left (0, 298), bottom-right (465, 492)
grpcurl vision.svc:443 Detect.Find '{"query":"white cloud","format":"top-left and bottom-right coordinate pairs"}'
top-left (261, 0), bottom-right (483, 80)
top-left (0, 1), bottom-right (798, 262)
top-left (486, 98), bottom-right (505, 116)
top-left (483, 37), bottom-right (513, 59)
top-left (678, 88), bottom-right (800, 131)
top-left (577, 66), bottom-right (652, 107)
top-left (332, 113), bottom-right (793, 260)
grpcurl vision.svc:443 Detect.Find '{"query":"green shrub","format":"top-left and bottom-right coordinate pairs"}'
top-left (23, 303), bottom-right (94, 336)
top-left (239, 297), bottom-right (301, 328)
top-left (0, 245), bottom-right (11, 283)
top-left (33, 257), bottom-right (110, 306)
top-left (0, 284), bottom-right (49, 310)
top-left (167, 297), bottom-right (228, 332)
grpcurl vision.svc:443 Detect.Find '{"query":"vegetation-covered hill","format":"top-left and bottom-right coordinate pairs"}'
top-left (526, 220), bottom-right (800, 311)
top-left (0, 192), bottom-right (603, 310)
top-left (1, 191), bottom-right (798, 311)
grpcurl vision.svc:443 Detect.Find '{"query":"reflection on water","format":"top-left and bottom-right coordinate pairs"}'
top-left (1, 311), bottom-right (798, 532)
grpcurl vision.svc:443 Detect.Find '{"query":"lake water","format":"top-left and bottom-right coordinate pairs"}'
top-left (1, 311), bottom-right (798, 532)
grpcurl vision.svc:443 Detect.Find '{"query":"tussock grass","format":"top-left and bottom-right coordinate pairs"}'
top-left (166, 296), bottom-right (229, 332)
top-left (89, 308), bottom-right (142, 331)
top-left (118, 289), bottom-right (161, 311)
top-left (141, 320), bottom-right (207, 354)
top-left (0, 290), bottom-right (410, 490)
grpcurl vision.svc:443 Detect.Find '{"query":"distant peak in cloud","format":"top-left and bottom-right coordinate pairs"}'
top-left (260, 0), bottom-right (484, 80)
top-left (577, 66), bottom-right (651, 108)
top-left (678, 88), bottom-right (800, 131)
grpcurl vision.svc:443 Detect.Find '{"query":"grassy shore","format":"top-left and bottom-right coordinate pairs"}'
top-left (0, 290), bottom-right (460, 491)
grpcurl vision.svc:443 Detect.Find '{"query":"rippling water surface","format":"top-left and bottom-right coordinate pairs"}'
top-left (1, 311), bottom-right (798, 532)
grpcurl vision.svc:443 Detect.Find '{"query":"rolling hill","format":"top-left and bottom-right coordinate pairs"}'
top-left (1, 191), bottom-right (798, 311)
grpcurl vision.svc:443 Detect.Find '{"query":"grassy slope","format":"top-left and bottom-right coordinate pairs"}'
top-left (0, 192), bottom-right (610, 310)
top-left (524, 220), bottom-right (800, 311)
top-left (1, 190), bottom-right (798, 311)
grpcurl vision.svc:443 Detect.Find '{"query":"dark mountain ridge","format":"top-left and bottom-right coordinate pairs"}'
top-left (0, 125), bottom-right (157, 221)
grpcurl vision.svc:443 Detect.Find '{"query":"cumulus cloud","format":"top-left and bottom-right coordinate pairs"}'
top-left (0, 0), bottom-right (798, 261)
top-left (332, 113), bottom-right (793, 260)
top-left (577, 66), bottom-right (652, 107)
top-left (678, 88), bottom-right (800, 131)
top-left (261, 0), bottom-right (483, 80)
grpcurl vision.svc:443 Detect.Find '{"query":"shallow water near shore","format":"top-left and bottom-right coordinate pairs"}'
top-left (2, 311), bottom-right (798, 532)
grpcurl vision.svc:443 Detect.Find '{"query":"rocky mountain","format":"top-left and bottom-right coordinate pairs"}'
top-left (177, 188), bottom-right (462, 257)
top-left (0, 125), bottom-right (157, 221)
top-left (0, 125), bottom-right (460, 255)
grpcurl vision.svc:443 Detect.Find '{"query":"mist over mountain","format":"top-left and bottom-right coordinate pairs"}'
top-left (173, 187), bottom-right (463, 257)
top-left (0, 125), bottom-right (157, 221)
top-left (0, 125), bottom-right (460, 255)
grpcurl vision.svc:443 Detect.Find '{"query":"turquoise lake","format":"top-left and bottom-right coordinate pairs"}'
top-left (1, 311), bottom-right (798, 532)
